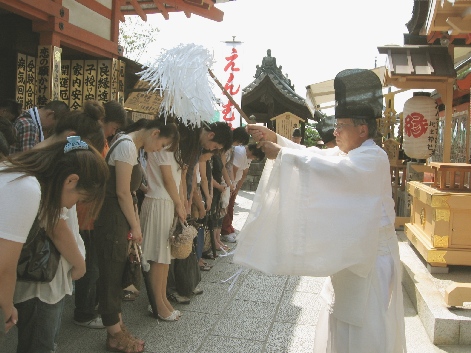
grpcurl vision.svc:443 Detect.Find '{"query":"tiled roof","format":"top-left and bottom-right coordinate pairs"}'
top-left (377, 45), bottom-right (455, 77)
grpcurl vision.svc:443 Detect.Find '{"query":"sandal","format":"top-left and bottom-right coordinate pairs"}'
top-left (106, 330), bottom-right (144, 353)
top-left (201, 261), bottom-right (213, 268)
top-left (122, 290), bottom-right (136, 301)
top-left (157, 310), bottom-right (180, 321)
top-left (119, 324), bottom-right (145, 346)
top-left (202, 252), bottom-right (218, 260)
top-left (199, 264), bottom-right (211, 271)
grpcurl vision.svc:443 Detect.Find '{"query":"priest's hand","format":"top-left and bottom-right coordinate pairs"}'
top-left (258, 141), bottom-right (281, 159)
top-left (246, 124), bottom-right (277, 143)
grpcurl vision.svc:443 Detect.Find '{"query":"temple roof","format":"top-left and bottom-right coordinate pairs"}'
top-left (120, 0), bottom-right (228, 22)
top-left (242, 49), bottom-right (312, 122)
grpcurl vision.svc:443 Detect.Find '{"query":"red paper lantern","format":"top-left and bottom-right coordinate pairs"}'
top-left (402, 92), bottom-right (439, 159)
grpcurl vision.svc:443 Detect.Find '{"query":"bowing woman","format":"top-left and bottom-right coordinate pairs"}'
top-left (0, 137), bottom-right (108, 349)
top-left (94, 118), bottom-right (179, 353)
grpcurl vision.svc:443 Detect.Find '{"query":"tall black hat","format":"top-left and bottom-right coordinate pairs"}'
top-left (334, 69), bottom-right (383, 120)
top-left (317, 115), bottom-right (335, 144)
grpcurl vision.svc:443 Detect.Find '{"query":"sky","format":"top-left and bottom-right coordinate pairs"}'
top-left (131, 0), bottom-right (417, 117)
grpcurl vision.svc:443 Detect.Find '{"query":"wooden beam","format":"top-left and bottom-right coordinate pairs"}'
top-left (39, 30), bottom-right (61, 47)
top-left (75, 0), bottom-right (112, 19)
top-left (184, 0), bottom-right (203, 5)
top-left (171, 0), bottom-right (223, 21)
top-left (184, 0), bottom-right (211, 10)
top-left (19, 0), bottom-right (69, 20)
top-left (151, 0), bottom-right (169, 20)
top-left (438, 82), bottom-right (454, 163)
top-left (33, 17), bottom-right (119, 58)
top-left (124, 0), bottom-right (224, 21)
top-left (426, 32), bottom-right (442, 44)
top-left (129, 0), bottom-right (147, 21)
top-left (0, 0), bottom-right (69, 22)
top-left (447, 16), bottom-right (471, 33)
top-left (111, 0), bottom-right (121, 43)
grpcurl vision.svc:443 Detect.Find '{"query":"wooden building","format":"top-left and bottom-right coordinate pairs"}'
top-left (241, 49), bottom-right (313, 136)
top-left (379, 0), bottom-right (471, 275)
top-left (0, 0), bottom-right (229, 110)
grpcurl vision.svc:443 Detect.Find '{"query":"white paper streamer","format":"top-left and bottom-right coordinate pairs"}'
top-left (139, 43), bottom-right (216, 126)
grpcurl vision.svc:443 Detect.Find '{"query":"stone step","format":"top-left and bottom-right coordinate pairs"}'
top-left (399, 231), bottom-right (471, 345)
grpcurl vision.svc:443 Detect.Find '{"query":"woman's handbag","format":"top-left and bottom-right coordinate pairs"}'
top-left (174, 245), bottom-right (201, 296)
top-left (17, 217), bottom-right (61, 283)
top-left (122, 234), bottom-right (142, 291)
top-left (202, 227), bottom-right (212, 253)
top-left (169, 217), bottom-right (198, 259)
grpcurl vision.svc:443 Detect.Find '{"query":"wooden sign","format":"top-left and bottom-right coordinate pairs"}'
top-left (124, 90), bottom-right (163, 114)
top-left (60, 61), bottom-right (71, 104)
top-left (131, 111), bottom-right (154, 121)
top-left (25, 55), bottom-right (37, 109)
top-left (51, 47), bottom-right (61, 101)
top-left (36, 46), bottom-right (61, 106)
top-left (118, 60), bottom-right (126, 105)
top-left (110, 58), bottom-right (119, 101)
top-left (270, 112), bottom-right (304, 140)
top-left (84, 60), bottom-right (98, 101)
top-left (97, 60), bottom-right (111, 104)
top-left (16, 53), bottom-right (27, 107)
top-left (70, 60), bottom-right (84, 110)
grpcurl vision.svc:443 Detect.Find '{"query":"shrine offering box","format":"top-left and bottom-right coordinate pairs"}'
top-left (405, 181), bottom-right (471, 267)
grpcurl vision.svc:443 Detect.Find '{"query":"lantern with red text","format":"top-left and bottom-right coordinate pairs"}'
top-left (402, 92), bottom-right (439, 160)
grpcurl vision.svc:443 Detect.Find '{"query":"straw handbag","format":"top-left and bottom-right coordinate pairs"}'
top-left (169, 217), bottom-right (198, 259)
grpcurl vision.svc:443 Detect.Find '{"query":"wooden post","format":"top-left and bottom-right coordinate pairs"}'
top-left (207, 68), bottom-right (249, 124)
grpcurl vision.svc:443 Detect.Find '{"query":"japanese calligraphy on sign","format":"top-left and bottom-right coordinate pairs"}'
top-left (36, 46), bottom-right (50, 106)
top-left (110, 58), bottom-right (119, 102)
top-left (221, 45), bottom-right (242, 128)
top-left (131, 112), bottom-right (154, 122)
top-left (404, 112), bottom-right (429, 138)
top-left (52, 47), bottom-right (61, 101)
top-left (25, 55), bottom-right (37, 109)
top-left (15, 53), bottom-right (125, 111)
top-left (69, 60), bottom-right (84, 110)
top-left (84, 60), bottom-right (97, 101)
top-left (124, 90), bottom-right (163, 114)
top-left (60, 61), bottom-right (71, 103)
top-left (97, 60), bottom-right (111, 104)
top-left (16, 53), bottom-right (27, 108)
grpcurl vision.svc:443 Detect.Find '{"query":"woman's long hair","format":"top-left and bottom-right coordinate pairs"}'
top-left (1, 140), bottom-right (109, 233)
top-left (54, 100), bottom-right (105, 152)
top-left (121, 116), bottom-right (182, 168)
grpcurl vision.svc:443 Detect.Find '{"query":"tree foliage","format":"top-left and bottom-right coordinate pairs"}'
top-left (118, 16), bottom-right (159, 62)
top-left (303, 121), bottom-right (321, 147)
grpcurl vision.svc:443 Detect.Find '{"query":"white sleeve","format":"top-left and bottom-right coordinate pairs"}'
top-left (110, 138), bottom-right (138, 166)
top-left (232, 146), bottom-right (246, 168)
top-left (0, 175), bottom-right (41, 243)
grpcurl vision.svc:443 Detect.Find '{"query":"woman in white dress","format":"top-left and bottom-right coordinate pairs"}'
top-left (141, 143), bottom-right (186, 321)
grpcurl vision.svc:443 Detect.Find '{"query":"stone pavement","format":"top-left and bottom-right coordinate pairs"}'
top-left (3, 190), bottom-right (471, 352)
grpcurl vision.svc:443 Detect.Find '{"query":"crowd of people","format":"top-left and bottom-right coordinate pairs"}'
top-left (0, 98), bottom-right (264, 353)
top-left (1, 67), bottom-right (407, 353)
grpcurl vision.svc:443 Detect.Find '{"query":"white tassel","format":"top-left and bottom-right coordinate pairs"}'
top-left (139, 43), bottom-right (216, 126)
top-left (221, 268), bottom-right (244, 292)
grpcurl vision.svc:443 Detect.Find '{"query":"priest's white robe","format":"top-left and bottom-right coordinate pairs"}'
top-left (233, 136), bottom-right (406, 353)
